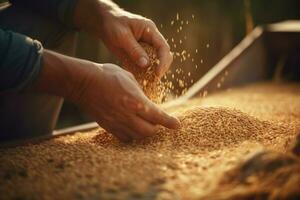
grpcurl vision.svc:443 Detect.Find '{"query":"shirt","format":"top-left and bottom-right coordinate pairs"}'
top-left (0, 0), bottom-right (78, 92)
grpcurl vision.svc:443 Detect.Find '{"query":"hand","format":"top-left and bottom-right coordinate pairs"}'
top-left (73, 63), bottom-right (180, 142)
top-left (74, 0), bottom-right (173, 78)
top-left (35, 51), bottom-right (180, 142)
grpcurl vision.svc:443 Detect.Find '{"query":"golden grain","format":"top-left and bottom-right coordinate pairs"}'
top-left (0, 82), bottom-right (299, 199)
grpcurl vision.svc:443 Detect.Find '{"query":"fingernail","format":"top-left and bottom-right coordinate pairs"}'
top-left (137, 57), bottom-right (148, 67)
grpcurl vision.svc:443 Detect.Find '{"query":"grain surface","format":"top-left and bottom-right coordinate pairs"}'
top-left (1, 82), bottom-right (300, 200)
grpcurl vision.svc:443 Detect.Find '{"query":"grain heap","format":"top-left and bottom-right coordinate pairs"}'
top-left (168, 82), bottom-right (300, 128)
top-left (131, 107), bottom-right (294, 152)
top-left (0, 82), bottom-right (300, 200)
top-left (123, 42), bottom-right (165, 103)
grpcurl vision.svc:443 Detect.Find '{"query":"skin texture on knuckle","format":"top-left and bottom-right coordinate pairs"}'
top-left (116, 76), bottom-right (144, 99)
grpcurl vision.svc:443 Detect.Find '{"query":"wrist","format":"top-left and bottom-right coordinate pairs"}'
top-left (33, 50), bottom-right (88, 101)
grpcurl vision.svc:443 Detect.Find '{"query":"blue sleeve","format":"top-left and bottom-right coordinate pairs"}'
top-left (9, 0), bottom-right (79, 28)
top-left (0, 29), bottom-right (43, 92)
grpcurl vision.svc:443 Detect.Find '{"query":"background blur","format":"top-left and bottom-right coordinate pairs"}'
top-left (76, 0), bottom-right (300, 80)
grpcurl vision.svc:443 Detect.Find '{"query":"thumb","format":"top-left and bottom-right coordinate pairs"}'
top-left (122, 33), bottom-right (149, 68)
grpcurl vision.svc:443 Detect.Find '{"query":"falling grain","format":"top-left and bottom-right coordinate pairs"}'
top-left (123, 42), bottom-right (165, 103)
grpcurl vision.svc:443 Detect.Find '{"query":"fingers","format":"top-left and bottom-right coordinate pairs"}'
top-left (141, 21), bottom-right (173, 78)
top-left (119, 114), bottom-right (160, 140)
top-left (152, 32), bottom-right (173, 78)
top-left (127, 115), bottom-right (159, 139)
top-left (122, 33), bottom-right (149, 68)
top-left (122, 94), bottom-right (181, 130)
top-left (116, 20), bottom-right (172, 77)
top-left (138, 99), bottom-right (181, 130)
top-left (99, 123), bottom-right (132, 143)
top-left (105, 117), bottom-right (158, 142)
top-left (111, 129), bottom-right (132, 143)
top-left (108, 46), bottom-right (128, 63)
top-left (102, 100), bottom-right (180, 142)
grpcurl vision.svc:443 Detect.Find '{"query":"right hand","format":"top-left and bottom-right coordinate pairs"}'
top-left (69, 63), bottom-right (181, 142)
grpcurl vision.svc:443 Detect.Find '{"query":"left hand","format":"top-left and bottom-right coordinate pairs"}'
top-left (74, 0), bottom-right (173, 78)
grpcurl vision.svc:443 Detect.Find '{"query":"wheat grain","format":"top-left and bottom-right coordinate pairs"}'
top-left (0, 82), bottom-right (299, 199)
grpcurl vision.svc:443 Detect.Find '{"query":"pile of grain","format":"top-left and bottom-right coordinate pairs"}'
top-left (0, 82), bottom-right (300, 200)
top-left (132, 107), bottom-right (294, 152)
top-left (169, 82), bottom-right (300, 128)
top-left (123, 42), bottom-right (165, 103)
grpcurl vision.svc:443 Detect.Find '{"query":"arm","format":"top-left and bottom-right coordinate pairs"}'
top-left (9, 0), bottom-right (173, 78)
top-left (0, 28), bottom-right (180, 141)
top-left (9, 0), bottom-right (78, 27)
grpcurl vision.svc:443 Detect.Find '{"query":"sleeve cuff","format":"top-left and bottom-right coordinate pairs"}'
top-left (0, 30), bottom-right (44, 92)
top-left (16, 39), bottom-right (43, 91)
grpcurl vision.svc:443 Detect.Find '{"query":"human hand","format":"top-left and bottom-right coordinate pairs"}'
top-left (74, 0), bottom-right (173, 78)
top-left (72, 63), bottom-right (180, 142)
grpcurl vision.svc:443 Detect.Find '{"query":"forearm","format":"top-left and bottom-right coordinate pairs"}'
top-left (33, 50), bottom-right (90, 101)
